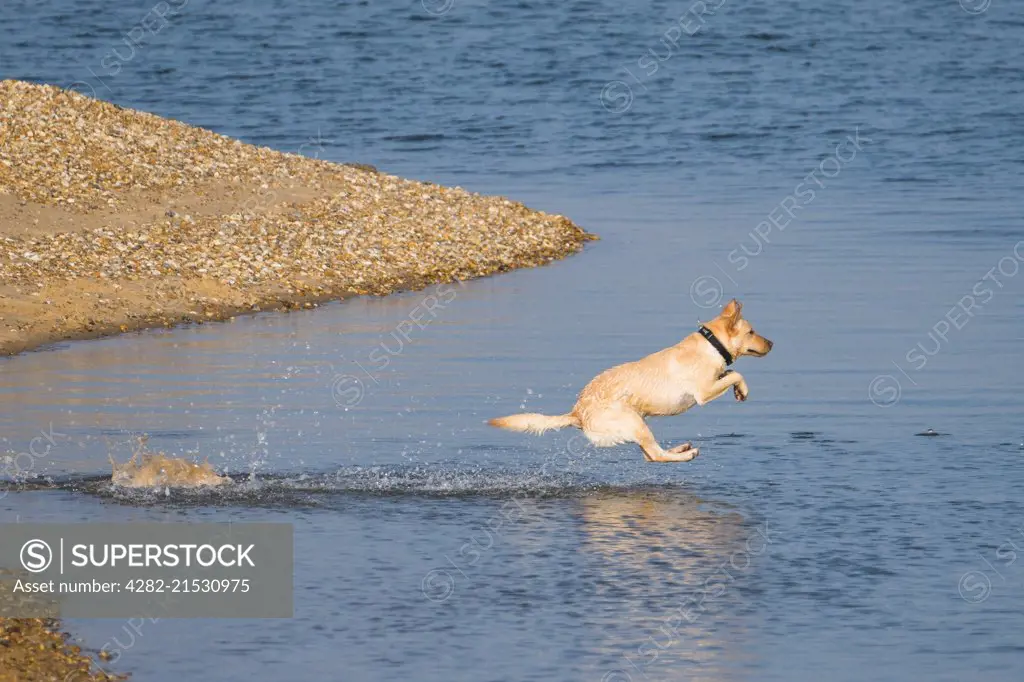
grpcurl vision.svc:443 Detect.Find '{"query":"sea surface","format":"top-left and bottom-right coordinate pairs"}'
top-left (2, 0), bottom-right (1023, 680)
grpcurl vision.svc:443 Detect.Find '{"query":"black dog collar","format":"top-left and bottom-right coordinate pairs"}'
top-left (698, 326), bottom-right (734, 366)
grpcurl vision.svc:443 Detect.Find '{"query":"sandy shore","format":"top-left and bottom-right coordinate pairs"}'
top-left (0, 79), bottom-right (593, 675)
top-left (0, 80), bottom-right (595, 355)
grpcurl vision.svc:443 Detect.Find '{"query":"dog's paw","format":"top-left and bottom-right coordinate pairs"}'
top-left (677, 447), bottom-right (699, 462)
top-left (734, 382), bottom-right (749, 401)
top-left (665, 443), bottom-right (698, 461)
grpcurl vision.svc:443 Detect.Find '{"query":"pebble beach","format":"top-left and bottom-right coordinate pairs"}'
top-left (0, 80), bottom-right (594, 356)
top-left (0, 78), bottom-right (593, 678)
top-left (0, 618), bottom-right (124, 682)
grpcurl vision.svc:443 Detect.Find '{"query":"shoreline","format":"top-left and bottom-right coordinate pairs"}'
top-left (0, 618), bottom-right (123, 682)
top-left (1, 274), bottom-right (484, 356)
top-left (0, 79), bottom-right (596, 356)
top-left (0, 79), bottom-right (594, 675)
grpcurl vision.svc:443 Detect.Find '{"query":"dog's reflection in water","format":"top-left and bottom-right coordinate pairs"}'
top-left (109, 436), bottom-right (228, 488)
top-left (578, 489), bottom-right (764, 679)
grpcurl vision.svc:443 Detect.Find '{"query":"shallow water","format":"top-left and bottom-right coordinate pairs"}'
top-left (2, 0), bottom-right (1024, 680)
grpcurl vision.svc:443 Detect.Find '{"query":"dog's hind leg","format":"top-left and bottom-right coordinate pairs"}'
top-left (632, 419), bottom-right (699, 463)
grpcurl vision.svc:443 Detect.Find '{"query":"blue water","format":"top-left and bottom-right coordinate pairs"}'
top-left (2, 0), bottom-right (1024, 680)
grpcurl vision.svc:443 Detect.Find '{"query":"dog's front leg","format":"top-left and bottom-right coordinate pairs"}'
top-left (723, 369), bottom-right (750, 401)
top-left (695, 371), bottom-right (746, 405)
top-left (733, 374), bottom-right (749, 401)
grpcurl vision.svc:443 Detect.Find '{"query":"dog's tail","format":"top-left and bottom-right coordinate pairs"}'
top-left (488, 412), bottom-right (579, 435)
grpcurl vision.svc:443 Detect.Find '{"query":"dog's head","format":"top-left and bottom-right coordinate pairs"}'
top-left (709, 298), bottom-right (773, 359)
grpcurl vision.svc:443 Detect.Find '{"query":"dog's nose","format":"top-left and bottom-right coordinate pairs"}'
top-left (766, 339), bottom-right (774, 351)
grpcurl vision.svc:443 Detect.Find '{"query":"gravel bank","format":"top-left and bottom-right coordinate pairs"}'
top-left (0, 618), bottom-right (123, 682)
top-left (0, 80), bottom-right (595, 355)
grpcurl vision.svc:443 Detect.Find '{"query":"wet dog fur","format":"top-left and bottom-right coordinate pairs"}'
top-left (489, 299), bottom-right (773, 462)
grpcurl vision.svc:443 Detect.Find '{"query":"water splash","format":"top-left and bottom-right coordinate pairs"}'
top-left (2, 462), bottom-right (690, 507)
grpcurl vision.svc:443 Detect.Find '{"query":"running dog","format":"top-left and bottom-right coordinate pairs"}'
top-left (489, 299), bottom-right (772, 462)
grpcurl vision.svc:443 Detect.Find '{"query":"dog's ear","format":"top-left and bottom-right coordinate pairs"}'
top-left (720, 298), bottom-right (743, 330)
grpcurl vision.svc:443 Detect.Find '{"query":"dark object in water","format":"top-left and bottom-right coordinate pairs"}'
top-left (915, 429), bottom-right (940, 437)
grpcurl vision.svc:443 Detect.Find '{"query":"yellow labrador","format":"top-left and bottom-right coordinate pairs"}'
top-left (489, 299), bottom-right (772, 462)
